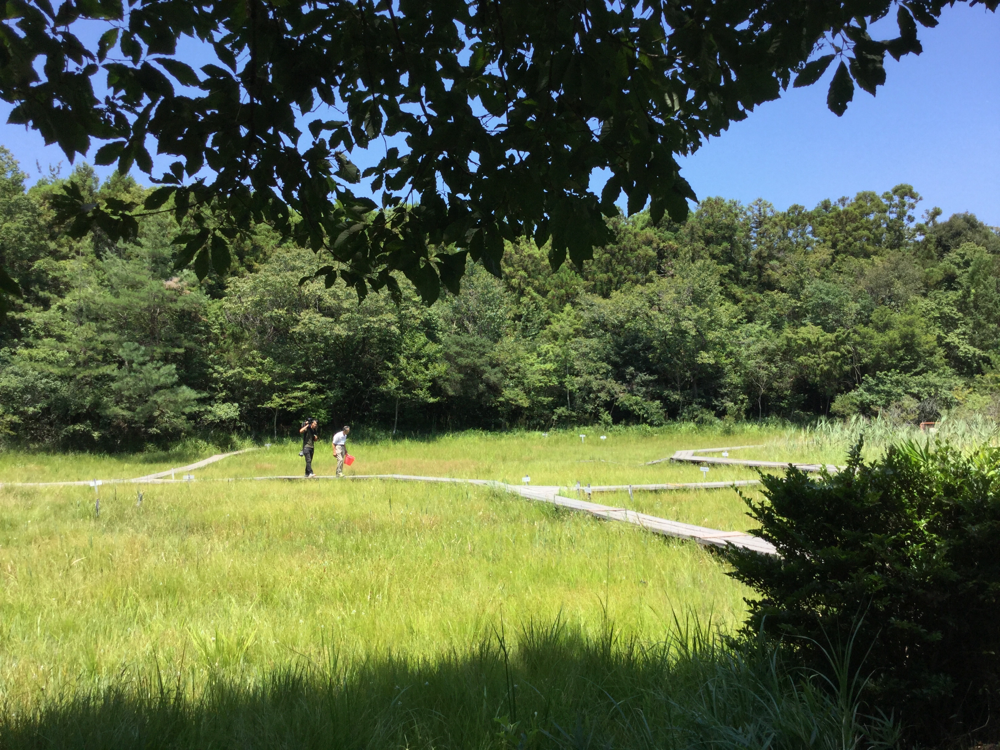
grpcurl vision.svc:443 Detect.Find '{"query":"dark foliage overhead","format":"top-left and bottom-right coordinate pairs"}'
top-left (2, 0), bottom-right (994, 309)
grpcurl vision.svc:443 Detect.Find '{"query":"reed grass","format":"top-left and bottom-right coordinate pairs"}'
top-left (0, 616), bottom-right (898, 750)
top-left (0, 421), bottom-right (943, 747)
top-left (0, 475), bottom-right (744, 706)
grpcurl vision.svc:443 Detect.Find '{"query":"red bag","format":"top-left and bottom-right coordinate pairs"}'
top-left (344, 454), bottom-right (355, 466)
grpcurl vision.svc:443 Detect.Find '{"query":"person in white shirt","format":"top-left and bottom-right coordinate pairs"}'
top-left (331, 426), bottom-right (351, 477)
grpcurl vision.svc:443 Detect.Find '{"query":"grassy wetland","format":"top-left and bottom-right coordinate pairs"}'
top-left (0, 424), bottom-right (944, 748)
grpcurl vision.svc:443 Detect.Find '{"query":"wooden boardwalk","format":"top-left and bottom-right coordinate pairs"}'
top-left (243, 474), bottom-right (776, 556)
top-left (581, 480), bottom-right (760, 493)
top-left (135, 447), bottom-right (258, 480)
top-left (0, 447), bottom-right (259, 488)
top-left (669, 446), bottom-right (842, 474)
top-left (0, 449), bottom-right (778, 557)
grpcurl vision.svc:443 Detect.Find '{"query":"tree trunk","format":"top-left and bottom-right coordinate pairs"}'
top-left (393, 396), bottom-right (400, 436)
top-left (273, 408), bottom-right (278, 441)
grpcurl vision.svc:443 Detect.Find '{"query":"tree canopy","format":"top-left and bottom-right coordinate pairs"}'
top-left (1, 0), bottom-right (996, 310)
top-left (3, 147), bottom-right (1000, 447)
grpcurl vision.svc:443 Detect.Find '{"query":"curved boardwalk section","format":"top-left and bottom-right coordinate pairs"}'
top-left (0, 447), bottom-right (259, 488)
top-left (284, 474), bottom-right (777, 556)
top-left (1, 449), bottom-right (777, 557)
top-left (135, 447), bottom-right (258, 480)
top-left (668, 446), bottom-right (842, 474)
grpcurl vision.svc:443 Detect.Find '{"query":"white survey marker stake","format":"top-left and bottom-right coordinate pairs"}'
top-left (579, 434), bottom-right (586, 443)
top-left (600, 435), bottom-right (606, 441)
top-left (89, 480), bottom-right (103, 487)
top-left (183, 474), bottom-right (195, 482)
top-left (722, 451), bottom-right (729, 457)
top-left (522, 476), bottom-right (530, 484)
top-left (700, 466), bottom-right (710, 474)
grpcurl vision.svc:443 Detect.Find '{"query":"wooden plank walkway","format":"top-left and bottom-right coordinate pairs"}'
top-left (0, 447), bottom-right (259, 489)
top-left (580, 480), bottom-right (760, 493)
top-left (646, 445), bottom-right (764, 465)
top-left (243, 474), bottom-right (776, 556)
top-left (135, 447), bottom-right (258, 480)
top-left (669, 447), bottom-right (842, 474)
top-left (0, 450), bottom-right (778, 556)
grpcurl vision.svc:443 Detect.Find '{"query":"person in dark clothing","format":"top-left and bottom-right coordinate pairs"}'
top-left (299, 419), bottom-right (309, 456)
top-left (298, 418), bottom-right (319, 477)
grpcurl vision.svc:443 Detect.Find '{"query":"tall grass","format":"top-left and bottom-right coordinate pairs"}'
top-left (0, 423), bottom-right (944, 747)
top-left (0, 477), bottom-right (744, 703)
top-left (194, 427), bottom-right (774, 486)
top-left (0, 436), bottom-right (254, 484)
top-left (789, 414), bottom-right (998, 456)
top-left (0, 617), bottom-right (898, 749)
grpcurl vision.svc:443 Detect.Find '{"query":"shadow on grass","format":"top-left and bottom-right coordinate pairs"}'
top-left (1, 619), bottom-right (898, 750)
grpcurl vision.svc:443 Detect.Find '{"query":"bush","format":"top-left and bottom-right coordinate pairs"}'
top-left (725, 440), bottom-right (1000, 745)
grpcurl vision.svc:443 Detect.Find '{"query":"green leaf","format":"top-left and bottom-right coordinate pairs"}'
top-left (404, 260), bottom-right (440, 304)
top-left (120, 30), bottom-right (141, 62)
top-left (336, 154), bottom-right (360, 184)
top-left (793, 55), bottom-right (835, 88)
top-left (200, 64), bottom-right (232, 80)
top-left (469, 44), bottom-right (489, 73)
top-left (481, 230), bottom-right (503, 277)
top-left (897, 5), bottom-right (918, 41)
top-left (93, 141), bottom-right (125, 166)
top-left (848, 53), bottom-right (885, 96)
top-left (334, 222), bottom-right (365, 249)
top-left (547, 241), bottom-right (566, 271)
top-left (193, 247), bottom-right (210, 280)
top-left (827, 61), bottom-right (854, 116)
top-left (97, 28), bottom-right (118, 62)
top-left (649, 194), bottom-right (666, 225)
top-left (213, 41), bottom-right (237, 71)
top-left (174, 228), bottom-right (209, 270)
top-left (661, 187), bottom-right (690, 223)
top-left (626, 186), bottom-right (647, 216)
top-left (308, 118), bottom-right (347, 138)
top-left (210, 234), bottom-right (231, 274)
top-left (437, 251), bottom-right (467, 295)
top-left (143, 186), bottom-right (174, 211)
top-left (117, 144), bottom-right (135, 176)
top-left (601, 176), bottom-right (621, 213)
top-left (904, 1), bottom-right (939, 27)
top-left (134, 144), bottom-right (153, 174)
top-left (155, 57), bottom-right (200, 87)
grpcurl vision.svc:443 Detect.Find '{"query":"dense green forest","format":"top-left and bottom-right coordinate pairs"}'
top-left (1, 146), bottom-right (998, 449)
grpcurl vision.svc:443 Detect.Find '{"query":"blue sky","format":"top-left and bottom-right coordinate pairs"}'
top-left (2, 4), bottom-right (997, 225)
top-left (677, 4), bottom-right (999, 224)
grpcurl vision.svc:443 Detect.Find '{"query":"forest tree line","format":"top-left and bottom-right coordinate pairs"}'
top-left (1, 147), bottom-right (999, 449)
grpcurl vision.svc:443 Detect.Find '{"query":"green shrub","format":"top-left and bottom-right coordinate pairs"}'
top-left (725, 440), bottom-right (1000, 744)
